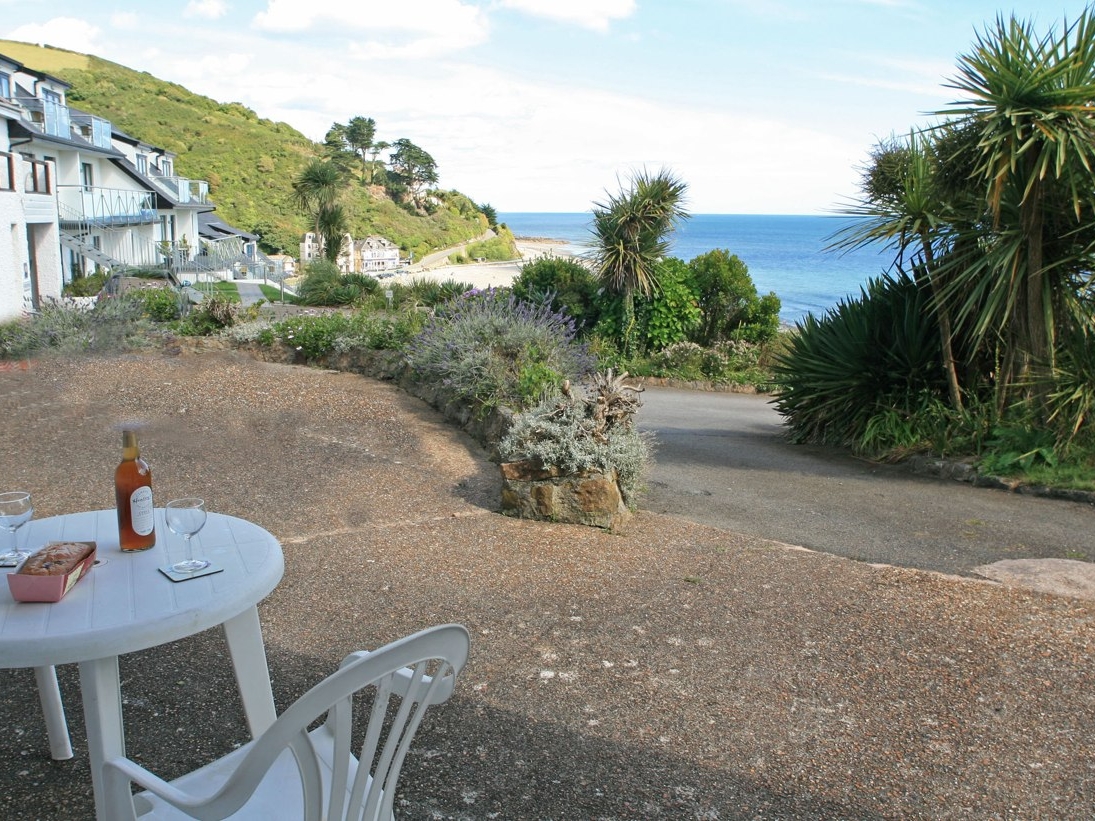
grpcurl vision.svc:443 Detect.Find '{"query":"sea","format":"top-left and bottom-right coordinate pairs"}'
top-left (498, 212), bottom-right (893, 326)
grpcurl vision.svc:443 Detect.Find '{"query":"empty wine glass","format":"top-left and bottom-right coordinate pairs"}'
top-left (0, 491), bottom-right (33, 565)
top-left (165, 498), bottom-right (208, 573)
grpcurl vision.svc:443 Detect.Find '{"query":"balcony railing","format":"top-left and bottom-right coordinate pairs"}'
top-left (70, 113), bottom-right (113, 149)
top-left (148, 172), bottom-right (209, 205)
top-left (16, 96), bottom-right (71, 141)
top-left (56, 185), bottom-right (155, 228)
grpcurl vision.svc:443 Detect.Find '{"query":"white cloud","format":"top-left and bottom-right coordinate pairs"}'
top-left (184, 0), bottom-right (228, 20)
top-left (252, 0), bottom-right (489, 57)
top-left (253, 0), bottom-right (487, 36)
top-left (3, 17), bottom-right (102, 53)
top-left (110, 13), bottom-right (140, 30)
top-left (499, 0), bottom-right (636, 31)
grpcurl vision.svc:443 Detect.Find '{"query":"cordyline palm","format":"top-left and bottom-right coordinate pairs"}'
top-left (592, 168), bottom-right (689, 355)
top-left (830, 129), bottom-right (966, 411)
top-left (317, 203), bottom-right (348, 264)
top-left (292, 159), bottom-right (344, 239)
top-left (941, 10), bottom-right (1095, 403)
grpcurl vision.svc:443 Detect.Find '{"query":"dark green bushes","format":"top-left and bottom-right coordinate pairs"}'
top-left (771, 272), bottom-right (944, 449)
top-left (296, 262), bottom-right (379, 306)
top-left (511, 257), bottom-right (602, 333)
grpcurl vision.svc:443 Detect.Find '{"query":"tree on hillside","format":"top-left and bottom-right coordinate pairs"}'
top-left (389, 138), bottom-right (439, 209)
top-left (591, 168), bottom-right (689, 356)
top-left (368, 140), bottom-right (390, 184)
top-left (322, 123), bottom-right (355, 174)
top-left (479, 202), bottom-right (498, 229)
top-left (345, 116), bottom-right (376, 182)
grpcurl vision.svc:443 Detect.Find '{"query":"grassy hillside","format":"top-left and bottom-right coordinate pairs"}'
top-left (0, 41), bottom-right (489, 258)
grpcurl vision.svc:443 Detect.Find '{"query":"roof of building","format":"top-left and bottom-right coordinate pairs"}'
top-left (199, 211), bottom-right (257, 242)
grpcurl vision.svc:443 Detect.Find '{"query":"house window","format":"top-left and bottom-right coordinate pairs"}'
top-left (136, 154), bottom-right (148, 174)
top-left (160, 158), bottom-right (173, 176)
top-left (0, 74), bottom-right (10, 98)
top-left (0, 152), bottom-right (13, 191)
top-left (80, 162), bottom-right (93, 190)
top-left (42, 89), bottom-right (68, 138)
top-left (26, 159), bottom-right (51, 194)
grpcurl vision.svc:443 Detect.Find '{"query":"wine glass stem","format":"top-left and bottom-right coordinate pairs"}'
top-left (183, 534), bottom-right (193, 564)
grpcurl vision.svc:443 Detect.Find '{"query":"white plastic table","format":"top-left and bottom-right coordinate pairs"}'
top-left (0, 508), bottom-right (284, 820)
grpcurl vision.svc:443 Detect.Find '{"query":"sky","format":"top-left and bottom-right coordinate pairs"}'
top-left (1, 1), bottom-right (1090, 214)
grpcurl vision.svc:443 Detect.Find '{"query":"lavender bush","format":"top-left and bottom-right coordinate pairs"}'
top-left (406, 288), bottom-right (597, 412)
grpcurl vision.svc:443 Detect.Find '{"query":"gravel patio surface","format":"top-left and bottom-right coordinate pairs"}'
top-left (1, 349), bottom-right (1093, 820)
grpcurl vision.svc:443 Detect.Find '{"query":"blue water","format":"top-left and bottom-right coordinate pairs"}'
top-left (499, 212), bottom-right (893, 325)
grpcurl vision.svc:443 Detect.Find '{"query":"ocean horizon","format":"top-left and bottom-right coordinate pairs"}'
top-left (499, 212), bottom-right (892, 326)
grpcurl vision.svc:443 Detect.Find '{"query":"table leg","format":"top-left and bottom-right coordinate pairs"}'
top-left (33, 665), bottom-right (73, 760)
top-left (222, 606), bottom-right (277, 737)
top-left (78, 656), bottom-right (124, 821)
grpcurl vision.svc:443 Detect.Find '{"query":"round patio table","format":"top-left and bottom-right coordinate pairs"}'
top-left (0, 508), bottom-right (284, 820)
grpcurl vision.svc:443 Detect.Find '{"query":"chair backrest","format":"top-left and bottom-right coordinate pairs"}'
top-left (185, 623), bottom-right (470, 821)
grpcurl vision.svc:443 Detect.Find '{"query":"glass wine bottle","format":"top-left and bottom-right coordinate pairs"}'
top-left (115, 429), bottom-right (156, 551)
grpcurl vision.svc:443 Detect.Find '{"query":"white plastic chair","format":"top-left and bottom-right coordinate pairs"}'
top-left (102, 624), bottom-right (470, 821)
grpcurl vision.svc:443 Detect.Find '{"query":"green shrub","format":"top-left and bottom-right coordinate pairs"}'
top-left (259, 312), bottom-right (351, 361)
top-left (645, 339), bottom-right (765, 386)
top-left (332, 309), bottom-right (427, 352)
top-left (856, 391), bottom-right (971, 459)
top-left (63, 272), bottom-right (108, 297)
top-left (1, 296), bottom-right (154, 358)
top-left (978, 425), bottom-right (1059, 474)
top-left (402, 277), bottom-right (475, 307)
top-left (296, 261), bottom-right (376, 306)
top-left (636, 258), bottom-right (701, 351)
top-left (406, 289), bottom-right (596, 413)
top-left (1046, 324), bottom-right (1095, 446)
top-left (177, 295), bottom-right (239, 336)
top-left (463, 233), bottom-right (516, 262)
top-left (131, 287), bottom-right (184, 322)
top-left (688, 249), bottom-right (781, 345)
top-left (511, 256), bottom-right (602, 334)
top-left (771, 272), bottom-right (944, 447)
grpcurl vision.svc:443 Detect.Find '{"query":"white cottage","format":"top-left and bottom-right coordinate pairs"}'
top-left (355, 235), bottom-right (400, 273)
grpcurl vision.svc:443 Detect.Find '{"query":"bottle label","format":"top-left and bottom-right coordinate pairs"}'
top-left (130, 486), bottom-right (154, 536)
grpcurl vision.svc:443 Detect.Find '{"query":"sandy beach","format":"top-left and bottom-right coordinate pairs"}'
top-left (392, 238), bottom-right (585, 290)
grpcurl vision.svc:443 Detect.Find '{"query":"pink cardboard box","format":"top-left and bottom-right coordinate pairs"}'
top-left (7, 541), bottom-right (97, 603)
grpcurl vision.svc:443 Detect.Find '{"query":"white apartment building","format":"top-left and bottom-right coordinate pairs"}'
top-left (0, 51), bottom-right (258, 323)
top-left (0, 54), bottom-right (62, 321)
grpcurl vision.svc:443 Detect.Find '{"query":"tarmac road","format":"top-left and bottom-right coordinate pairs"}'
top-left (637, 385), bottom-right (1095, 578)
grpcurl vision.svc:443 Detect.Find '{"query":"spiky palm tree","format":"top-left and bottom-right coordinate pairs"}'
top-left (591, 168), bottom-right (688, 355)
top-left (830, 129), bottom-right (966, 411)
top-left (317, 203), bottom-right (348, 264)
top-left (942, 10), bottom-right (1095, 400)
top-left (292, 159), bottom-right (345, 257)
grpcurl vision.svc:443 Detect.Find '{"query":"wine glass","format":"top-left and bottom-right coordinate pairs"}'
top-left (165, 498), bottom-right (209, 573)
top-left (0, 491), bottom-right (33, 565)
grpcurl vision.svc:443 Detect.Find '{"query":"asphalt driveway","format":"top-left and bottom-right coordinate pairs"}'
top-left (638, 385), bottom-right (1095, 578)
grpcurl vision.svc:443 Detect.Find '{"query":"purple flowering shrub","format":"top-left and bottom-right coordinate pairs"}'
top-left (406, 288), bottom-right (597, 412)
